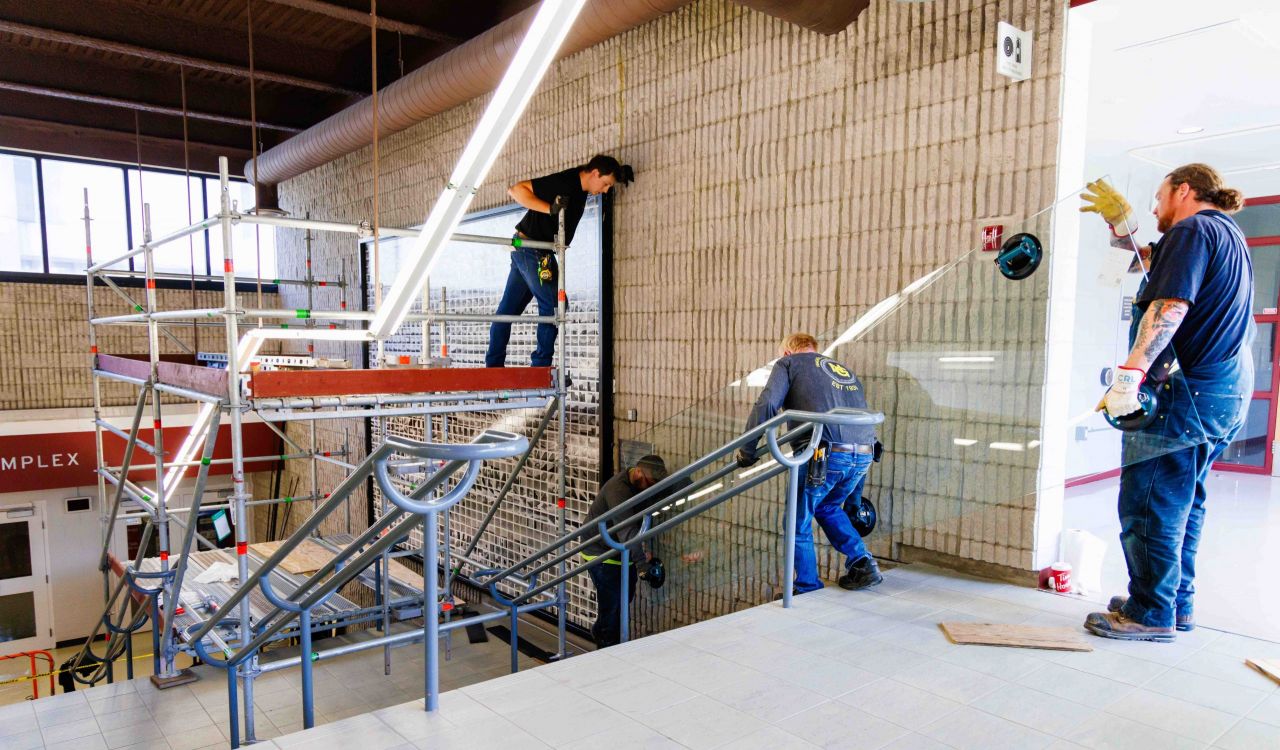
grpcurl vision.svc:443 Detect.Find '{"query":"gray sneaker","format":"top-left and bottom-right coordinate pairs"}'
top-left (1108, 596), bottom-right (1194, 632)
top-left (838, 557), bottom-right (883, 591)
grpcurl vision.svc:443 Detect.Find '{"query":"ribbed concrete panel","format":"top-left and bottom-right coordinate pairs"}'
top-left (276, 0), bottom-right (1066, 632)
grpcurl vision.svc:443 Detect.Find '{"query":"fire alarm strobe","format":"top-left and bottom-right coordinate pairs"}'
top-left (996, 21), bottom-right (1032, 82)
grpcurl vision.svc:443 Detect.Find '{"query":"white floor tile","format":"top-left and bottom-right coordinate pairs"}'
top-left (1016, 663), bottom-right (1137, 709)
top-left (1106, 689), bottom-right (1238, 744)
top-left (971, 683), bottom-right (1101, 737)
top-left (1062, 712), bottom-right (1209, 750)
top-left (893, 657), bottom-right (1008, 704)
top-left (920, 705), bottom-right (1056, 750)
top-left (636, 695), bottom-right (766, 749)
top-left (774, 701), bottom-right (910, 750)
top-left (1213, 718), bottom-right (1280, 750)
top-left (839, 678), bottom-right (962, 728)
top-left (1143, 668), bottom-right (1272, 716)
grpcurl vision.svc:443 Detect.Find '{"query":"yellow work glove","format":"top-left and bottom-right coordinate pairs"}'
top-left (1080, 179), bottom-right (1137, 237)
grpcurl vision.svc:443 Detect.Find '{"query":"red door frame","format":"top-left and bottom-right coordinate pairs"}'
top-left (1215, 194), bottom-right (1280, 474)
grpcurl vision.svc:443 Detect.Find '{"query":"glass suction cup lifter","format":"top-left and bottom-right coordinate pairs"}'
top-left (995, 232), bottom-right (1044, 280)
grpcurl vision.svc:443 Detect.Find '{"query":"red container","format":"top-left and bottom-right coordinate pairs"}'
top-left (1050, 562), bottom-right (1073, 593)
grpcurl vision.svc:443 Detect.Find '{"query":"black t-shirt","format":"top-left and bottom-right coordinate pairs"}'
top-left (513, 167), bottom-right (588, 245)
top-left (1136, 210), bottom-right (1253, 375)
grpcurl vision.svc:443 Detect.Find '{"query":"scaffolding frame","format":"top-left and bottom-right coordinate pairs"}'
top-left (76, 152), bottom-right (575, 743)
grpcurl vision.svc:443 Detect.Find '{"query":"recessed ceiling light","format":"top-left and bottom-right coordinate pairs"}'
top-left (1177, 126), bottom-right (1205, 135)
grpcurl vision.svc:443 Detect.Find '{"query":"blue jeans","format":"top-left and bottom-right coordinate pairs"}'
top-left (485, 248), bottom-right (560, 367)
top-left (1117, 356), bottom-right (1251, 627)
top-left (793, 451), bottom-right (874, 593)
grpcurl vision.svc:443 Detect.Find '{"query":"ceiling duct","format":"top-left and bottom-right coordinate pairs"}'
top-left (247, 0), bottom-right (871, 189)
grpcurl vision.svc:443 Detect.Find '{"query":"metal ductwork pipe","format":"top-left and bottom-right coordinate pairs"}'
top-left (246, 0), bottom-right (693, 186)
top-left (732, 0), bottom-right (870, 36)
top-left (247, 0), bottom-right (871, 187)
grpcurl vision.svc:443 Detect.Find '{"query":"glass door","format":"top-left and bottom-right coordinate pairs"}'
top-left (0, 502), bottom-right (53, 652)
top-left (1218, 197), bottom-right (1280, 473)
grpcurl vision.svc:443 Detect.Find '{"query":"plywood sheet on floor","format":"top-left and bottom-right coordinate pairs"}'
top-left (940, 621), bottom-right (1093, 652)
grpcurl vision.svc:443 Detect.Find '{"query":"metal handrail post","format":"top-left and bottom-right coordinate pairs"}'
top-left (597, 513), bottom-right (650, 644)
top-left (764, 421), bottom-right (825, 609)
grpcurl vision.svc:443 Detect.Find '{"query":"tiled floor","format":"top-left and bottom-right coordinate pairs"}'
top-left (1064, 470), bottom-right (1280, 642)
top-left (259, 563), bottom-right (1280, 750)
top-left (7, 564), bottom-right (1279, 749)
top-left (0, 624), bottom-right (539, 750)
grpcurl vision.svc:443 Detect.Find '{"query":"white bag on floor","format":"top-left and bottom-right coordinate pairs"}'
top-left (1060, 529), bottom-right (1106, 595)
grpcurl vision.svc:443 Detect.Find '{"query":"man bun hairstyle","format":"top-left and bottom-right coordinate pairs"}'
top-left (1167, 163), bottom-right (1246, 213)
top-left (583, 154), bottom-right (634, 185)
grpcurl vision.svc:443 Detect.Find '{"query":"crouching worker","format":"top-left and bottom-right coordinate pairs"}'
top-left (736, 332), bottom-right (882, 594)
top-left (580, 454), bottom-right (686, 647)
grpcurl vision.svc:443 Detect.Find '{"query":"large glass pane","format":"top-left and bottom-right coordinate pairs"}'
top-left (1219, 398), bottom-right (1271, 468)
top-left (206, 178), bottom-right (277, 281)
top-left (1254, 322), bottom-right (1274, 387)
top-left (1235, 202), bottom-right (1280, 239)
top-left (0, 154), bottom-right (43, 273)
top-left (42, 160), bottom-right (130, 274)
top-left (0, 593), bottom-right (36, 643)
top-left (0, 521), bottom-right (32, 579)
top-left (1252, 245), bottom-right (1280, 315)
top-left (608, 188), bottom-right (1218, 634)
top-left (128, 169), bottom-right (206, 275)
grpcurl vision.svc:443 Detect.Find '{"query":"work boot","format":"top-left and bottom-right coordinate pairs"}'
top-left (838, 556), bottom-right (883, 591)
top-left (1108, 596), bottom-right (1194, 631)
top-left (1084, 610), bottom-right (1175, 643)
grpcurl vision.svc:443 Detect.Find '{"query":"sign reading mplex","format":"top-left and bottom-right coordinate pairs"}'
top-left (0, 450), bottom-right (82, 471)
top-left (0, 425), bottom-right (278, 493)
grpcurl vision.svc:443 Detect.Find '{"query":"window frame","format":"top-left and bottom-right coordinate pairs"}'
top-left (0, 147), bottom-right (275, 293)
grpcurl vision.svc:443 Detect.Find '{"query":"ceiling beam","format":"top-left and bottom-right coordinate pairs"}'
top-left (0, 115), bottom-right (251, 174)
top-left (0, 81), bottom-right (303, 133)
top-left (0, 19), bottom-right (360, 96)
top-left (262, 0), bottom-right (461, 44)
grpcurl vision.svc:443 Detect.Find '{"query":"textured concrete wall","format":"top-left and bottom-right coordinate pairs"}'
top-left (275, 0), bottom-right (1066, 626)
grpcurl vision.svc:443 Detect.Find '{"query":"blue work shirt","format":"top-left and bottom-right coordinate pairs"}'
top-left (1136, 210), bottom-right (1253, 379)
top-left (742, 352), bottom-right (876, 454)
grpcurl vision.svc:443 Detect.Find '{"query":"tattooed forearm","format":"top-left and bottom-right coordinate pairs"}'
top-left (1129, 299), bottom-right (1189, 370)
top-left (1109, 236), bottom-right (1151, 273)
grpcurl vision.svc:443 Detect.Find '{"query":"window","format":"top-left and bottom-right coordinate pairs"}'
top-left (0, 149), bottom-right (274, 285)
top-left (0, 154), bottom-right (42, 273)
top-left (128, 169), bottom-right (207, 275)
top-left (206, 178), bottom-right (277, 281)
top-left (42, 160), bottom-right (130, 274)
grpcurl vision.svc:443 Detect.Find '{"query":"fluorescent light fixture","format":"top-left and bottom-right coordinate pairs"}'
top-left (989, 442), bottom-right (1025, 452)
top-left (1177, 126), bottom-right (1204, 135)
top-left (953, 438), bottom-right (978, 447)
top-left (938, 356), bottom-right (995, 363)
top-left (737, 459), bottom-right (777, 479)
top-left (369, 0), bottom-right (588, 340)
top-left (687, 483), bottom-right (724, 501)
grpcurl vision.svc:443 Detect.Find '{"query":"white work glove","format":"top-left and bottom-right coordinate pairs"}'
top-left (1080, 179), bottom-right (1138, 237)
top-left (1097, 366), bottom-right (1145, 419)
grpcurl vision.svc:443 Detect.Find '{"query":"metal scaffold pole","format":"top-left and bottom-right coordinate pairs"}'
top-left (555, 203), bottom-right (569, 659)
top-left (217, 156), bottom-right (256, 741)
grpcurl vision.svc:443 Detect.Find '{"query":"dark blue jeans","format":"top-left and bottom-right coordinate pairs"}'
top-left (794, 451), bottom-right (874, 593)
top-left (1117, 357), bottom-right (1251, 627)
top-left (485, 248), bottom-right (560, 368)
top-left (587, 561), bottom-right (636, 647)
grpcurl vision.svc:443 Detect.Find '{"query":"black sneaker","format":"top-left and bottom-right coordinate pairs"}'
top-left (838, 557), bottom-right (883, 591)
